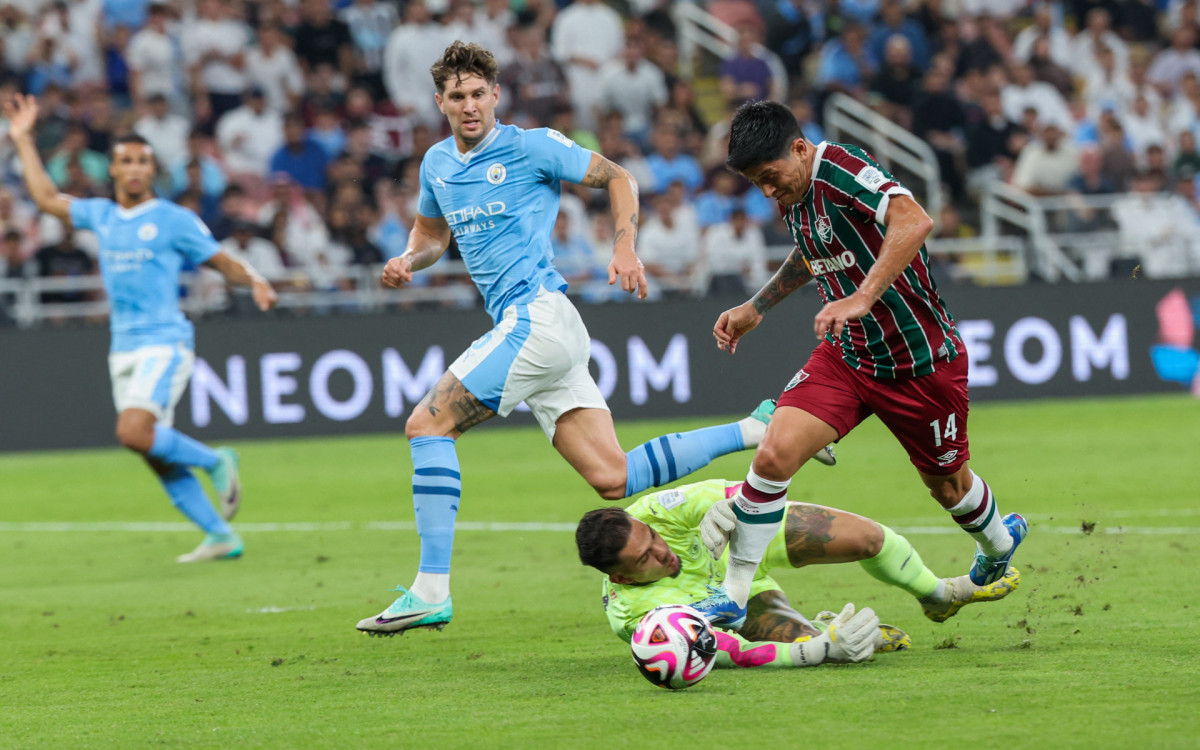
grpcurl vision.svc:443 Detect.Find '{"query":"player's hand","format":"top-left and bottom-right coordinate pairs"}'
top-left (382, 255), bottom-right (414, 289)
top-left (813, 293), bottom-right (873, 341)
top-left (700, 497), bottom-right (736, 560)
top-left (821, 602), bottom-right (879, 663)
top-left (608, 248), bottom-right (648, 299)
top-left (2, 93), bottom-right (38, 141)
top-left (251, 278), bottom-right (277, 311)
top-left (713, 302), bottom-right (762, 355)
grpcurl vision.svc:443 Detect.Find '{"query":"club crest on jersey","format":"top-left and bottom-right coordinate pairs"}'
top-left (486, 163), bottom-right (507, 185)
top-left (815, 215), bottom-right (832, 243)
top-left (137, 223), bottom-right (158, 241)
top-left (784, 369), bottom-right (810, 391)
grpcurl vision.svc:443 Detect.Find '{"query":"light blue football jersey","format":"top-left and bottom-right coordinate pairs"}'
top-left (417, 123), bottom-right (593, 324)
top-left (68, 198), bottom-right (219, 352)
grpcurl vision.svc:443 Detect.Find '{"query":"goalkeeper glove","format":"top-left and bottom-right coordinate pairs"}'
top-left (700, 497), bottom-right (737, 560)
top-left (789, 602), bottom-right (879, 667)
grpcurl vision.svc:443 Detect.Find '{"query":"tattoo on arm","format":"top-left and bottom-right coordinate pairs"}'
top-left (738, 590), bottom-right (819, 643)
top-left (579, 156), bottom-right (622, 188)
top-left (784, 505), bottom-right (836, 568)
top-left (750, 248), bottom-right (814, 315)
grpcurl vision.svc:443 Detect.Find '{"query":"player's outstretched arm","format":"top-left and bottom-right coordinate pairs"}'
top-left (206, 251), bottom-right (278, 311)
top-left (813, 195), bottom-right (932, 340)
top-left (578, 153), bottom-right (647, 299)
top-left (3, 94), bottom-right (72, 224)
top-left (382, 214), bottom-right (451, 289)
top-left (713, 247), bottom-right (813, 354)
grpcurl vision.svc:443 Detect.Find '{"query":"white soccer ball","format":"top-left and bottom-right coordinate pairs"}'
top-left (630, 604), bottom-right (718, 690)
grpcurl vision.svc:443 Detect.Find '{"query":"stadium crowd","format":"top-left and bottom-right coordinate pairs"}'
top-left (3, 0), bottom-right (1200, 324)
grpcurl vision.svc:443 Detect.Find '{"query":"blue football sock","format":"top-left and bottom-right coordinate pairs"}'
top-left (161, 466), bottom-right (229, 535)
top-left (624, 424), bottom-right (745, 497)
top-left (411, 436), bottom-right (461, 575)
top-left (149, 425), bottom-right (219, 471)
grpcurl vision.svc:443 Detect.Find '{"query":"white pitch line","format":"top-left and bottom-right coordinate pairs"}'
top-left (0, 521), bottom-right (1196, 535)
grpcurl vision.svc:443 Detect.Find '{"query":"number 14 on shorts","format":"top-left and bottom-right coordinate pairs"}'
top-left (929, 413), bottom-right (958, 447)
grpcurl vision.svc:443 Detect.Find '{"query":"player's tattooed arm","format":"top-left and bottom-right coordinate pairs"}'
top-left (750, 247), bottom-right (814, 315)
top-left (578, 152), bottom-right (647, 298)
top-left (738, 590), bottom-right (819, 643)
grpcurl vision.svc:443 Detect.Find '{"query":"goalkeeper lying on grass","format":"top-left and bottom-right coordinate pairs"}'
top-left (575, 479), bottom-right (1021, 668)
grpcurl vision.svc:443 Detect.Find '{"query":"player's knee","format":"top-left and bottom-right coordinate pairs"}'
top-left (860, 521), bottom-right (886, 558)
top-left (404, 411), bottom-right (443, 440)
top-left (751, 442), bottom-right (798, 482)
top-left (114, 422), bottom-right (153, 453)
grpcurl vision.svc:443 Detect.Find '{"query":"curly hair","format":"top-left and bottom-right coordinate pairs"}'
top-left (575, 507), bottom-right (633, 574)
top-left (430, 41), bottom-right (500, 93)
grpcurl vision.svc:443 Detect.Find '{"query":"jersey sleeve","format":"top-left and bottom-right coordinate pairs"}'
top-left (67, 198), bottom-right (106, 231)
top-left (624, 480), bottom-right (727, 533)
top-left (172, 207), bottom-right (221, 264)
top-left (822, 148), bottom-right (914, 225)
top-left (416, 158), bottom-right (442, 218)
top-left (526, 128), bottom-right (593, 184)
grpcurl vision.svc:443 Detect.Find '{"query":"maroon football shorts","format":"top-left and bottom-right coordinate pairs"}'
top-left (775, 340), bottom-right (971, 475)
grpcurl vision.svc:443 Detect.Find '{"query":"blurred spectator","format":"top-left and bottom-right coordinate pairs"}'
top-left (382, 1), bottom-right (450, 128)
top-left (46, 124), bottom-right (107, 190)
top-left (25, 34), bottom-right (75, 96)
top-left (293, 0), bottom-right (354, 76)
top-left (498, 17), bottom-right (569, 129)
top-left (308, 106), bottom-right (347, 159)
top-left (369, 182), bottom-right (410, 260)
top-left (660, 80), bottom-right (708, 154)
top-left (764, 0), bottom-right (814, 74)
top-left (1001, 61), bottom-right (1071, 130)
top-left (868, 0), bottom-right (930, 72)
top-left (0, 229), bottom-right (27, 326)
top-left (209, 184), bottom-right (250, 242)
top-left (215, 88), bottom-right (285, 179)
top-left (340, 120), bottom-right (389, 196)
top-left (693, 170), bottom-right (774, 229)
top-left (34, 225), bottom-right (95, 304)
top-left (0, 187), bottom-right (40, 260)
top-left (182, 0), bottom-right (252, 122)
top-left (698, 207), bottom-right (768, 296)
top-left (445, 0), bottom-right (512, 67)
top-left (169, 130), bottom-right (226, 201)
top-left (870, 35), bottom-right (921, 130)
top-left (550, 211), bottom-right (604, 289)
top-left (599, 37), bottom-right (668, 146)
top-left (1028, 36), bottom-right (1073, 98)
top-left (1065, 146), bottom-right (1118, 232)
top-left (721, 24), bottom-right (775, 105)
top-left (1121, 91), bottom-right (1168, 161)
top-left (344, 85), bottom-right (413, 163)
top-left (39, 0), bottom-right (103, 86)
top-left (955, 15), bottom-right (1006, 76)
top-left (1174, 129), bottom-right (1200, 177)
top-left (644, 125), bottom-right (704, 196)
top-left (1112, 171), bottom-right (1200, 277)
top-left (1098, 113), bottom-right (1138, 191)
top-left (327, 201), bottom-right (383, 267)
top-left (966, 87), bottom-right (1025, 194)
top-left (1, 5), bottom-right (35, 76)
top-left (134, 93), bottom-right (190, 171)
top-left (1013, 3), bottom-right (1072, 69)
top-left (551, 0), bottom-right (625, 129)
top-left (1144, 143), bottom-right (1171, 188)
top-left (637, 189), bottom-right (702, 297)
top-left (1013, 121), bottom-right (1081, 195)
top-left (245, 23), bottom-right (306, 115)
top-left (1148, 27), bottom-right (1200, 96)
top-left (815, 23), bottom-right (877, 99)
top-left (103, 22), bottom-right (133, 106)
top-left (270, 115), bottom-right (331, 192)
top-left (257, 174), bottom-right (331, 270)
top-left (1082, 43), bottom-right (1136, 116)
top-left (339, 0), bottom-right (399, 98)
top-left (1071, 8), bottom-right (1130, 80)
top-left (912, 61), bottom-right (966, 195)
top-left (126, 3), bottom-right (182, 106)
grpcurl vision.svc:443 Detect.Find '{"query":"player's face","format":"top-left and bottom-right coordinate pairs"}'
top-left (741, 139), bottom-right (813, 206)
top-left (110, 143), bottom-right (157, 198)
top-left (610, 520), bottom-right (682, 585)
top-left (435, 74), bottom-right (500, 152)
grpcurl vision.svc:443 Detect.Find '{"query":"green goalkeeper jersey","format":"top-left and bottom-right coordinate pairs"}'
top-left (601, 479), bottom-right (787, 642)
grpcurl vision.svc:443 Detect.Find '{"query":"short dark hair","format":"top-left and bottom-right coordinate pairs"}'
top-left (725, 100), bottom-right (806, 173)
top-left (575, 507), bottom-right (633, 574)
top-left (430, 41), bottom-right (499, 93)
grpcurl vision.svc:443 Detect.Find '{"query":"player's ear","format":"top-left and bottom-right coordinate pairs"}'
top-left (435, 92), bottom-right (445, 114)
top-left (609, 572), bottom-right (634, 585)
top-left (790, 138), bottom-right (807, 159)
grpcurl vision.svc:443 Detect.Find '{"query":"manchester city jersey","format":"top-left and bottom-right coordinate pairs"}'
top-left (69, 198), bottom-right (219, 352)
top-left (417, 122), bottom-right (593, 324)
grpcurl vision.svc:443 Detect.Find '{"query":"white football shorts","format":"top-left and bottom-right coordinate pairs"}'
top-left (449, 287), bottom-right (608, 440)
top-left (108, 342), bottom-right (194, 426)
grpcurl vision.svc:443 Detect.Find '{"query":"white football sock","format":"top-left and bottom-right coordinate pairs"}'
top-left (411, 572), bottom-right (450, 604)
top-left (725, 469), bottom-right (790, 607)
top-left (947, 471), bottom-right (1012, 557)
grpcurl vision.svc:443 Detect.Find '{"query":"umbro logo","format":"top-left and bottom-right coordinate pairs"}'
top-left (935, 449), bottom-right (959, 466)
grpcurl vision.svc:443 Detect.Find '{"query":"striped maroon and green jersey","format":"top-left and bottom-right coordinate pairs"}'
top-left (782, 141), bottom-right (960, 379)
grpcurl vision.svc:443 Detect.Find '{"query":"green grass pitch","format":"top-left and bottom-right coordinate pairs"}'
top-left (2, 394), bottom-right (1199, 748)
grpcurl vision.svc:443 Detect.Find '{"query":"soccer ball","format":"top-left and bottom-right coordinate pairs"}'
top-left (630, 604), bottom-right (718, 690)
